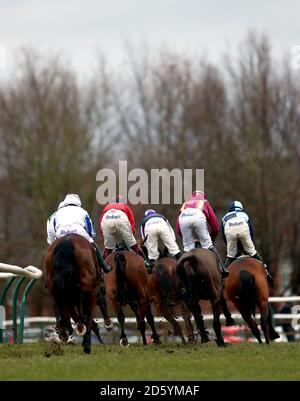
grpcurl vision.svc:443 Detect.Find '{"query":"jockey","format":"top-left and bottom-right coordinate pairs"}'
top-left (99, 195), bottom-right (151, 272)
top-left (47, 194), bottom-right (111, 273)
top-left (221, 200), bottom-right (272, 279)
top-left (176, 190), bottom-right (229, 278)
top-left (141, 209), bottom-right (181, 270)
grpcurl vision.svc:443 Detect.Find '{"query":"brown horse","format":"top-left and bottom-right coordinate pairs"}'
top-left (224, 256), bottom-right (279, 344)
top-left (45, 234), bottom-right (101, 353)
top-left (149, 256), bottom-right (195, 344)
top-left (104, 250), bottom-right (160, 346)
top-left (174, 248), bottom-right (226, 346)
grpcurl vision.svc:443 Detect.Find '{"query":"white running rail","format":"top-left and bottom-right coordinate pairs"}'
top-left (0, 263), bottom-right (43, 280)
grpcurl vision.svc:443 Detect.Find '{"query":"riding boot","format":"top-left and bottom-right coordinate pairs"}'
top-left (131, 244), bottom-right (152, 273)
top-left (209, 246), bottom-right (230, 278)
top-left (92, 243), bottom-right (112, 273)
top-left (174, 251), bottom-right (182, 260)
top-left (224, 257), bottom-right (235, 269)
top-left (252, 253), bottom-right (273, 282)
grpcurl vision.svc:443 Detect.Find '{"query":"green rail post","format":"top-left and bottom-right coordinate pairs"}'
top-left (19, 279), bottom-right (36, 344)
top-left (12, 276), bottom-right (25, 344)
top-left (0, 277), bottom-right (16, 343)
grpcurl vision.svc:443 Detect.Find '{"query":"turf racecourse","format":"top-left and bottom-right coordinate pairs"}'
top-left (0, 342), bottom-right (299, 380)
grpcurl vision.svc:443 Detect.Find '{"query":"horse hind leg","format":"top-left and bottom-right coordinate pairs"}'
top-left (80, 291), bottom-right (94, 354)
top-left (260, 302), bottom-right (274, 344)
top-left (260, 313), bottom-right (270, 344)
top-left (188, 298), bottom-right (209, 344)
top-left (221, 295), bottom-right (236, 326)
top-left (267, 304), bottom-right (280, 341)
top-left (145, 305), bottom-right (161, 345)
top-left (117, 305), bottom-right (129, 347)
top-left (240, 309), bottom-right (262, 343)
top-left (181, 304), bottom-right (195, 344)
top-left (135, 301), bottom-right (148, 346)
top-left (211, 300), bottom-right (226, 347)
top-left (97, 286), bottom-right (113, 331)
top-left (91, 319), bottom-right (104, 344)
top-left (162, 306), bottom-right (187, 344)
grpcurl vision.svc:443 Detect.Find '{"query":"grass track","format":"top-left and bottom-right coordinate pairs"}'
top-left (0, 342), bottom-right (299, 381)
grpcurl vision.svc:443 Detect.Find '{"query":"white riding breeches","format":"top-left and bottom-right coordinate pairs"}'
top-left (101, 209), bottom-right (136, 249)
top-left (55, 224), bottom-right (94, 243)
top-left (179, 208), bottom-right (213, 252)
top-left (143, 217), bottom-right (180, 260)
top-left (224, 217), bottom-right (256, 258)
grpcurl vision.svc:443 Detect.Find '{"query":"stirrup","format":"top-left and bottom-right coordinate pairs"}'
top-left (221, 268), bottom-right (230, 278)
top-left (102, 262), bottom-right (112, 274)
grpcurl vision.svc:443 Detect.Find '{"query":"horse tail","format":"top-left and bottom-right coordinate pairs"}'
top-left (239, 270), bottom-right (257, 316)
top-left (177, 255), bottom-right (198, 279)
top-left (156, 263), bottom-right (174, 305)
top-left (115, 253), bottom-right (127, 306)
top-left (53, 239), bottom-right (79, 300)
top-left (176, 255), bottom-right (198, 299)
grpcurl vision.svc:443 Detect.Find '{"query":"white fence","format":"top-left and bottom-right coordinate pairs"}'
top-left (0, 263), bottom-right (43, 279)
top-left (3, 296), bottom-right (300, 328)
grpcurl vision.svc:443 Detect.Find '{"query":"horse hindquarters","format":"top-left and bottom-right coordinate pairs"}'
top-left (52, 240), bottom-right (79, 340)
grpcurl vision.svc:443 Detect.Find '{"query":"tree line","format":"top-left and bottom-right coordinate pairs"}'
top-left (0, 32), bottom-right (300, 314)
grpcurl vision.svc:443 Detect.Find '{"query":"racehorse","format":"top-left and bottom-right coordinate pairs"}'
top-left (104, 249), bottom-right (160, 346)
top-left (224, 257), bottom-right (279, 344)
top-left (174, 248), bottom-right (226, 346)
top-left (149, 255), bottom-right (195, 344)
top-left (45, 234), bottom-right (101, 353)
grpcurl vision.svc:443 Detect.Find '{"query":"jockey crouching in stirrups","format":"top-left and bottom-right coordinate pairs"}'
top-left (221, 200), bottom-right (272, 280)
top-left (47, 193), bottom-right (111, 273)
top-left (99, 195), bottom-right (151, 272)
top-left (141, 209), bottom-right (182, 273)
top-left (176, 190), bottom-right (229, 278)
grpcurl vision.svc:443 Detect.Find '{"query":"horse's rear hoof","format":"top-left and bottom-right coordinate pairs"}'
top-left (152, 337), bottom-right (161, 345)
top-left (83, 347), bottom-right (91, 354)
top-left (201, 335), bottom-right (210, 344)
top-left (76, 324), bottom-right (87, 336)
top-left (187, 335), bottom-right (196, 344)
top-left (270, 331), bottom-right (280, 341)
top-left (67, 335), bottom-right (77, 345)
top-left (181, 337), bottom-right (188, 345)
top-left (104, 319), bottom-right (113, 332)
top-left (46, 331), bottom-right (62, 344)
top-left (226, 318), bottom-right (236, 326)
top-left (120, 338), bottom-right (129, 347)
top-left (216, 338), bottom-right (226, 347)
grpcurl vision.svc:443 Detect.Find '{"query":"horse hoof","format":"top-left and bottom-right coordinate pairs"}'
top-left (201, 336), bottom-right (210, 344)
top-left (181, 337), bottom-right (188, 345)
top-left (67, 335), bottom-right (77, 345)
top-left (104, 319), bottom-right (114, 332)
top-left (83, 347), bottom-right (91, 354)
top-left (216, 339), bottom-right (226, 347)
top-left (46, 331), bottom-right (62, 344)
top-left (187, 335), bottom-right (196, 344)
top-left (120, 338), bottom-right (129, 347)
top-left (226, 318), bottom-right (236, 327)
top-left (270, 331), bottom-right (280, 341)
top-left (152, 337), bottom-right (161, 345)
top-left (76, 324), bottom-right (87, 336)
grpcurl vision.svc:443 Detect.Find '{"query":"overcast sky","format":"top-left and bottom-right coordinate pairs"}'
top-left (1, 0), bottom-right (300, 78)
